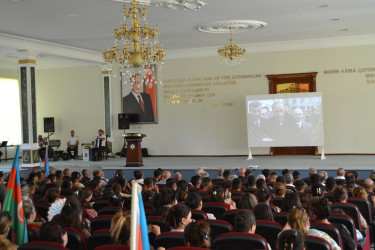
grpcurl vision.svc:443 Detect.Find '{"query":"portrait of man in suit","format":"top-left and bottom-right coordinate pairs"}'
top-left (248, 101), bottom-right (269, 145)
top-left (122, 74), bottom-right (155, 122)
top-left (292, 108), bottom-right (313, 145)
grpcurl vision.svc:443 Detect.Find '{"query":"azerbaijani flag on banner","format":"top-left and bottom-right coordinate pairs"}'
top-left (130, 182), bottom-right (150, 250)
top-left (143, 65), bottom-right (156, 121)
top-left (44, 148), bottom-right (49, 176)
top-left (2, 146), bottom-right (28, 245)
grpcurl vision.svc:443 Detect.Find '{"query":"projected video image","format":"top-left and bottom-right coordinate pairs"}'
top-left (246, 93), bottom-right (323, 147)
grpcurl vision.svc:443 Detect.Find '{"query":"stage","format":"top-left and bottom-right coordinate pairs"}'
top-left (0, 155), bottom-right (374, 180)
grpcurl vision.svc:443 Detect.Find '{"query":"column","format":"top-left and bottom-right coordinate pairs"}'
top-left (100, 65), bottom-right (113, 154)
top-left (18, 51), bottom-right (40, 168)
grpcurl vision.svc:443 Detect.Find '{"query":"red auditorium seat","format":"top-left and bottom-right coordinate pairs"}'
top-left (304, 234), bottom-right (332, 250)
top-left (19, 241), bottom-right (68, 250)
top-left (198, 219), bottom-right (233, 242)
top-left (213, 232), bottom-right (268, 250)
top-left (255, 220), bottom-right (282, 249)
top-left (65, 227), bottom-right (88, 250)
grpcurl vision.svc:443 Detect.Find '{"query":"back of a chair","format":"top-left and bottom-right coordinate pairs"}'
top-left (304, 234), bottom-right (332, 250)
top-left (191, 209), bottom-right (208, 220)
top-left (92, 200), bottom-right (111, 211)
top-left (98, 206), bottom-right (124, 216)
top-left (95, 245), bottom-right (130, 250)
top-left (222, 209), bottom-right (251, 227)
top-left (310, 222), bottom-right (343, 249)
top-left (146, 216), bottom-right (170, 232)
top-left (270, 198), bottom-right (283, 208)
top-left (331, 202), bottom-right (362, 230)
top-left (273, 212), bottom-right (288, 227)
top-left (90, 215), bottom-right (113, 232)
top-left (34, 202), bottom-right (50, 221)
top-left (198, 219), bottom-right (233, 242)
top-left (202, 202), bottom-right (229, 219)
top-left (200, 195), bottom-right (210, 203)
top-left (325, 193), bottom-right (334, 202)
top-left (88, 229), bottom-right (112, 250)
top-left (213, 232), bottom-right (268, 250)
top-left (255, 220), bottom-right (282, 249)
top-left (168, 247), bottom-right (209, 250)
top-left (65, 227), bottom-right (88, 250)
top-left (154, 232), bottom-right (185, 249)
top-left (328, 213), bottom-right (357, 242)
top-left (143, 202), bottom-right (154, 209)
top-left (347, 197), bottom-right (372, 225)
top-left (19, 241), bottom-right (68, 250)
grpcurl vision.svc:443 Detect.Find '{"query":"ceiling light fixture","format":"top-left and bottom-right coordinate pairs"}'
top-left (217, 27), bottom-right (246, 65)
top-left (103, 0), bottom-right (165, 72)
top-left (154, 0), bottom-right (207, 10)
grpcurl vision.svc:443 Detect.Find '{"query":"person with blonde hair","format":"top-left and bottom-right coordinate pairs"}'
top-left (0, 235), bottom-right (16, 250)
top-left (283, 207), bottom-right (341, 250)
top-left (110, 211), bottom-right (131, 245)
top-left (0, 211), bottom-right (12, 238)
top-left (273, 182), bottom-right (287, 198)
top-left (353, 186), bottom-right (367, 199)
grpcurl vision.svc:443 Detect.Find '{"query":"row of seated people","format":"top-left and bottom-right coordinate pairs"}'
top-left (18, 195), bottom-right (366, 250)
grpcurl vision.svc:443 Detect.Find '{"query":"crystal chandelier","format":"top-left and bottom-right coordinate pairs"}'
top-left (217, 27), bottom-right (246, 65)
top-left (103, 0), bottom-right (165, 69)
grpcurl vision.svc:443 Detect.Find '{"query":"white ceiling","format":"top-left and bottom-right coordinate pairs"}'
top-left (1, 0), bottom-right (375, 69)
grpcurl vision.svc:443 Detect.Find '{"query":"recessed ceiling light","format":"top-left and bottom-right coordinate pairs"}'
top-left (67, 13), bottom-right (80, 17)
top-left (340, 28), bottom-right (349, 32)
top-left (331, 18), bottom-right (341, 21)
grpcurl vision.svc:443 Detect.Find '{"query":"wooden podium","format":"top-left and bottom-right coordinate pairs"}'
top-left (122, 133), bottom-right (146, 167)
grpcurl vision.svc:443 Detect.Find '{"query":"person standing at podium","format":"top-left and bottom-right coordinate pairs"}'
top-left (122, 74), bottom-right (154, 122)
top-left (92, 129), bottom-right (106, 161)
top-left (67, 130), bottom-right (79, 160)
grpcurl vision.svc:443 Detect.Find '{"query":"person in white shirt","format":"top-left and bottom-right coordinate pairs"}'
top-left (67, 130), bottom-right (79, 160)
top-left (93, 129), bottom-right (106, 161)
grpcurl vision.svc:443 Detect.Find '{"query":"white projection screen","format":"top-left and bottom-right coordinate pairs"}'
top-left (246, 92), bottom-right (324, 147)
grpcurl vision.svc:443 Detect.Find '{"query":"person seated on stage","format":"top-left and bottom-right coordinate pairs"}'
top-left (38, 135), bottom-right (48, 161)
top-left (67, 130), bottom-right (79, 160)
top-left (92, 129), bottom-right (106, 161)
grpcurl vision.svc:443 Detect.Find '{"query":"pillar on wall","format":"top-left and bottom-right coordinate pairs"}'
top-left (100, 65), bottom-right (113, 152)
top-left (18, 50), bottom-right (39, 168)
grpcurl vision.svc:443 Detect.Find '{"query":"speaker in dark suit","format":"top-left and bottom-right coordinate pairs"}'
top-left (43, 117), bottom-right (55, 133)
top-left (122, 74), bottom-right (154, 122)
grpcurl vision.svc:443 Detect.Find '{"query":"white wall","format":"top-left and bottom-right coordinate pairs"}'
top-left (1, 44), bottom-right (375, 155)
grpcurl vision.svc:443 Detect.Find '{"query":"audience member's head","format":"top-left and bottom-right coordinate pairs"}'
top-left (185, 192), bottom-right (202, 210)
top-left (269, 172), bottom-right (278, 182)
top-left (353, 186), bottom-right (367, 199)
top-left (308, 167), bottom-right (317, 176)
top-left (201, 177), bottom-right (212, 191)
top-left (307, 197), bottom-right (331, 222)
top-left (0, 212), bottom-right (12, 237)
top-left (363, 179), bottom-right (374, 193)
top-left (311, 183), bottom-right (325, 197)
top-left (184, 221), bottom-right (211, 248)
top-left (256, 178), bottom-right (266, 189)
top-left (277, 229), bottom-right (305, 250)
top-left (325, 177), bottom-right (336, 192)
top-left (191, 175), bottom-right (202, 189)
top-left (23, 200), bottom-right (36, 224)
top-left (333, 186), bottom-right (348, 202)
top-left (337, 168), bottom-right (345, 177)
top-left (210, 185), bottom-right (224, 203)
top-left (281, 192), bottom-right (301, 212)
top-left (257, 188), bottom-right (271, 203)
top-left (39, 220), bottom-right (68, 247)
top-left (287, 207), bottom-right (309, 234)
top-left (232, 178), bottom-right (242, 191)
top-left (154, 168), bottom-right (163, 181)
top-left (292, 171), bottom-right (301, 181)
top-left (284, 173), bottom-right (293, 184)
top-left (253, 204), bottom-right (274, 221)
top-left (273, 182), bottom-right (286, 198)
top-left (262, 169), bottom-right (270, 179)
top-left (276, 176), bottom-right (286, 184)
top-left (247, 175), bottom-right (256, 188)
top-left (223, 170), bottom-right (231, 180)
top-left (163, 204), bottom-right (192, 230)
top-left (233, 210), bottom-right (256, 233)
top-left (177, 180), bottom-right (188, 192)
top-left (294, 180), bottom-right (307, 192)
top-left (110, 211), bottom-right (131, 245)
top-left (217, 168), bottom-right (224, 178)
top-left (195, 168), bottom-right (204, 177)
top-left (237, 192), bottom-right (258, 210)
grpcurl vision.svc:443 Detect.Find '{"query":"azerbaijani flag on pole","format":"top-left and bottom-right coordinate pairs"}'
top-left (2, 146), bottom-right (28, 245)
top-left (130, 182), bottom-right (150, 250)
top-left (44, 148), bottom-right (49, 176)
top-left (143, 65), bottom-right (156, 121)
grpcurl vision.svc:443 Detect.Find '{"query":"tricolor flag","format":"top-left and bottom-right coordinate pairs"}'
top-left (143, 65), bottom-right (156, 121)
top-left (2, 146), bottom-right (28, 245)
top-left (130, 182), bottom-right (150, 250)
top-left (44, 148), bottom-right (49, 176)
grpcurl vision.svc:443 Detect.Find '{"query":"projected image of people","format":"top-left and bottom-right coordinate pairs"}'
top-left (246, 93), bottom-right (324, 147)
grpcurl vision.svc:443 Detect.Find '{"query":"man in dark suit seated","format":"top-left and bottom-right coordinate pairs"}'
top-left (122, 74), bottom-right (154, 122)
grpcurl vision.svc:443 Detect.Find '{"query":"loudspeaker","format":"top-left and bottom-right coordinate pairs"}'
top-left (142, 148), bottom-right (149, 157)
top-left (44, 117), bottom-right (55, 133)
top-left (118, 114), bottom-right (130, 130)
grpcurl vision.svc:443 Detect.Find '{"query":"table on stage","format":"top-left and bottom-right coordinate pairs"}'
top-left (122, 133), bottom-right (146, 167)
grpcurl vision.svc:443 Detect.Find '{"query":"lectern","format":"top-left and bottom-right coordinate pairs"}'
top-left (122, 133), bottom-right (146, 167)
